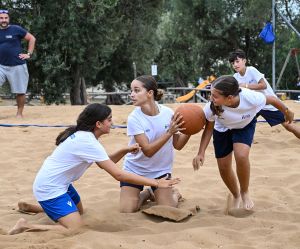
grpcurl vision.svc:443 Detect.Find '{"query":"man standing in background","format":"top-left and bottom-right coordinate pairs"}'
top-left (0, 9), bottom-right (36, 118)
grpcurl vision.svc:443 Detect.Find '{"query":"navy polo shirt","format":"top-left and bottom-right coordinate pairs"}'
top-left (0, 25), bottom-right (27, 66)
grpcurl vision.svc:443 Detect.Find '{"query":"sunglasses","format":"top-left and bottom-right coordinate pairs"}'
top-left (0, 10), bottom-right (9, 14)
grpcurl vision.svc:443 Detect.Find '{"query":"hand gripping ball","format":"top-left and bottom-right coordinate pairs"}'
top-left (175, 103), bottom-right (206, 135)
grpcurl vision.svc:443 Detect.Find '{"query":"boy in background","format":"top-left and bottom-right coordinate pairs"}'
top-left (229, 49), bottom-right (300, 139)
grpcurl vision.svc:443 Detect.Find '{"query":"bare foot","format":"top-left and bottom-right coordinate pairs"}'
top-left (241, 191), bottom-right (254, 210)
top-left (18, 201), bottom-right (43, 214)
top-left (18, 202), bottom-right (31, 212)
top-left (138, 188), bottom-right (156, 208)
top-left (172, 188), bottom-right (184, 202)
top-left (147, 188), bottom-right (155, 202)
top-left (16, 114), bottom-right (24, 119)
top-left (225, 194), bottom-right (254, 217)
top-left (8, 218), bottom-right (30, 235)
top-left (225, 193), bottom-right (241, 214)
top-left (233, 195), bottom-right (241, 209)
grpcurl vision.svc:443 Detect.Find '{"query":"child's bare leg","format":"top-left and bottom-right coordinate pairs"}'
top-left (234, 143), bottom-right (254, 210)
top-left (8, 212), bottom-right (82, 235)
top-left (154, 187), bottom-right (180, 207)
top-left (217, 153), bottom-right (241, 209)
top-left (120, 186), bottom-right (141, 213)
top-left (282, 122), bottom-right (300, 139)
top-left (18, 202), bottom-right (44, 213)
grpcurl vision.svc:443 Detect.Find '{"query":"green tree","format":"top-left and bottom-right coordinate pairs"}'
top-left (157, 0), bottom-right (299, 89)
top-left (97, 0), bottom-right (164, 90)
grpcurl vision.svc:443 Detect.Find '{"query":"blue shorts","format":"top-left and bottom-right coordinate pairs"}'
top-left (38, 184), bottom-right (81, 222)
top-left (257, 110), bottom-right (285, 126)
top-left (213, 118), bottom-right (257, 158)
top-left (120, 173), bottom-right (171, 192)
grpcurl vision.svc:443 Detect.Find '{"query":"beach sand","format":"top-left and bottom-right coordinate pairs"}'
top-left (0, 101), bottom-right (299, 249)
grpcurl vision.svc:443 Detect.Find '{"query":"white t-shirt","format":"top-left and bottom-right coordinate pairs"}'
top-left (204, 88), bottom-right (266, 132)
top-left (123, 104), bottom-right (174, 178)
top-left (233, 66), bottom-right (277, 111)
top-left (33, 131), bottom-right (109, 201)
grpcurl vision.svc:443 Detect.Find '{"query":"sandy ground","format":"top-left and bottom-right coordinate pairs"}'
top-left (0, 100), bottom-right (299, 249)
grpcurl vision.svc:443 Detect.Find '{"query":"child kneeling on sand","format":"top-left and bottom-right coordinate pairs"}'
top-left (9, 103), bottom-right (179, 235)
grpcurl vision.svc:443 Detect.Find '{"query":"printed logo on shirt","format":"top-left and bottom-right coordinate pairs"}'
top-left (145, 129), bottom-right (150, 132)
top-left (70, 134), bottom-right (75, 139)
top-left (242, 114), bottom-right (251, 120)
top-left (5, 35), bottom-right (13, 39)
top-left (164, 124), bottom-right (170, 129)
top-left (67, 201), bottom-right (72, 207)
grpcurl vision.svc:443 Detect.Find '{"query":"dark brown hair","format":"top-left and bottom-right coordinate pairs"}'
top-left (135, 75), bottom-right (164, 101)
top-left (56, 103), bottom-right (111, 145)
top-left (210, 75), bottom-right (241, 116)
top-left (228, 49), bottom-right (246, 63)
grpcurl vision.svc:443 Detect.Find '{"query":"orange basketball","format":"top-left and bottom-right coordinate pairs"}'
top-left (175, 103), bottom-right (206, 135)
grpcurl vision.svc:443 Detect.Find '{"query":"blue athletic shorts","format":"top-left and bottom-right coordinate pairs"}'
top-left (213, 118), bottom-right (257, 158)
top-left (257, 110), bottom-right (285, 126)
top-left (120, 173), bottom-right (171, 192)
top-left (38, 184), bottom-right (81, 222)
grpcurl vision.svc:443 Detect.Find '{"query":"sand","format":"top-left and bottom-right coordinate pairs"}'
top-left (0, 101), bottom-right (299, 249)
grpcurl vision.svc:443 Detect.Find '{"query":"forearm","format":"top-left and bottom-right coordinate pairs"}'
top-left (27, 38), bottom-right (35, 54)
top-left (173, 133), bottom-right (190, 150)
top-left (109, 147), bottom-right (128, 163)
top-left (97, 160), bottom-right (158, 187)
top-left (242, 79), bottom-right (267, 91)
top-left (266, 96), bottom-right (287, 113)
top-left (197, 122), bottom-right (213, 155)
top-left (118, 171), bottom-right (158, 187)
top-left (247, 83), bottom-right (265, 90)
top-left (142, 132), bottom-right (173, 157)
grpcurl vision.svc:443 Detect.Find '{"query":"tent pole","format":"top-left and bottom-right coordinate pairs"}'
top-left (272, 0), bottom-right (276, 90)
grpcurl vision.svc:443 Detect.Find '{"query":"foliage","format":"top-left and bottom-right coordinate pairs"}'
top-left (1, 0), bottom-right (299, 104)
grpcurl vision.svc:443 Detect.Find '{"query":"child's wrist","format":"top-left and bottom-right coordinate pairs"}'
top-left (155, 179), bottom-right (160, 188)
top-left (285, 107), bottom-right (289, 114)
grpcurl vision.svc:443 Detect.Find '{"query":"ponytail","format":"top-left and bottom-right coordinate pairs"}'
top-left (210, 102), bottom-right (224, 117)
top-left (56, 126), bottom-right (77, 145)
top-left (55, 103), bottom-right (111, 146)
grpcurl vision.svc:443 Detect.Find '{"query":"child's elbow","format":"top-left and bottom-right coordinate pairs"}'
top-left (174, 144), bottom-right (184, 151)
top-left (114, 172), bottom-right (124, 182)
top-left (143, 151), bottom-right (154, 157)
top-left (141, 148), bottom-right (154, 157)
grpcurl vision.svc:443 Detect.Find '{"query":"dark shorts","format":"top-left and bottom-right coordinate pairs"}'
top-left (38, 184), bottom-right (81, 222)
top-left (213, 118), bottom-right (257, 158)
top-left (257, 110), bottom-right (285, 126)
top-left (120, 173), bottom-right (171, 192)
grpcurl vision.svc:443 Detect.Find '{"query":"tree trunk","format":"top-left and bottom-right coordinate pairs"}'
top-left (70, 66), bottom-right (88, 105)
top-left (80, 77), bottom-right (88, 105)
top-left (105, 94), bottom-right (125, 105)
top-left (176, 75), bottom-right (185, 87)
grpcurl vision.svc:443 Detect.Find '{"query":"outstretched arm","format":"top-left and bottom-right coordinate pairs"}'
top-left (193, 120), bottom-right (214, 170)
top-left (108, 143), bottom-right (140, 163)
top-left (96, 160), bottom-right (180, 188)
top-left (266, 96), bottom-right (294, 123)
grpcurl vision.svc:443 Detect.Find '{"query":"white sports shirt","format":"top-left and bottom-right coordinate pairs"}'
top-left (204, 88), bottom-right (266, 132)
top-left (123, 104), bottom-right (174, 178)
top-left (33, 131), bottom-right (109, 201)
top-left (233, 66), bottom-right (277, 111)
